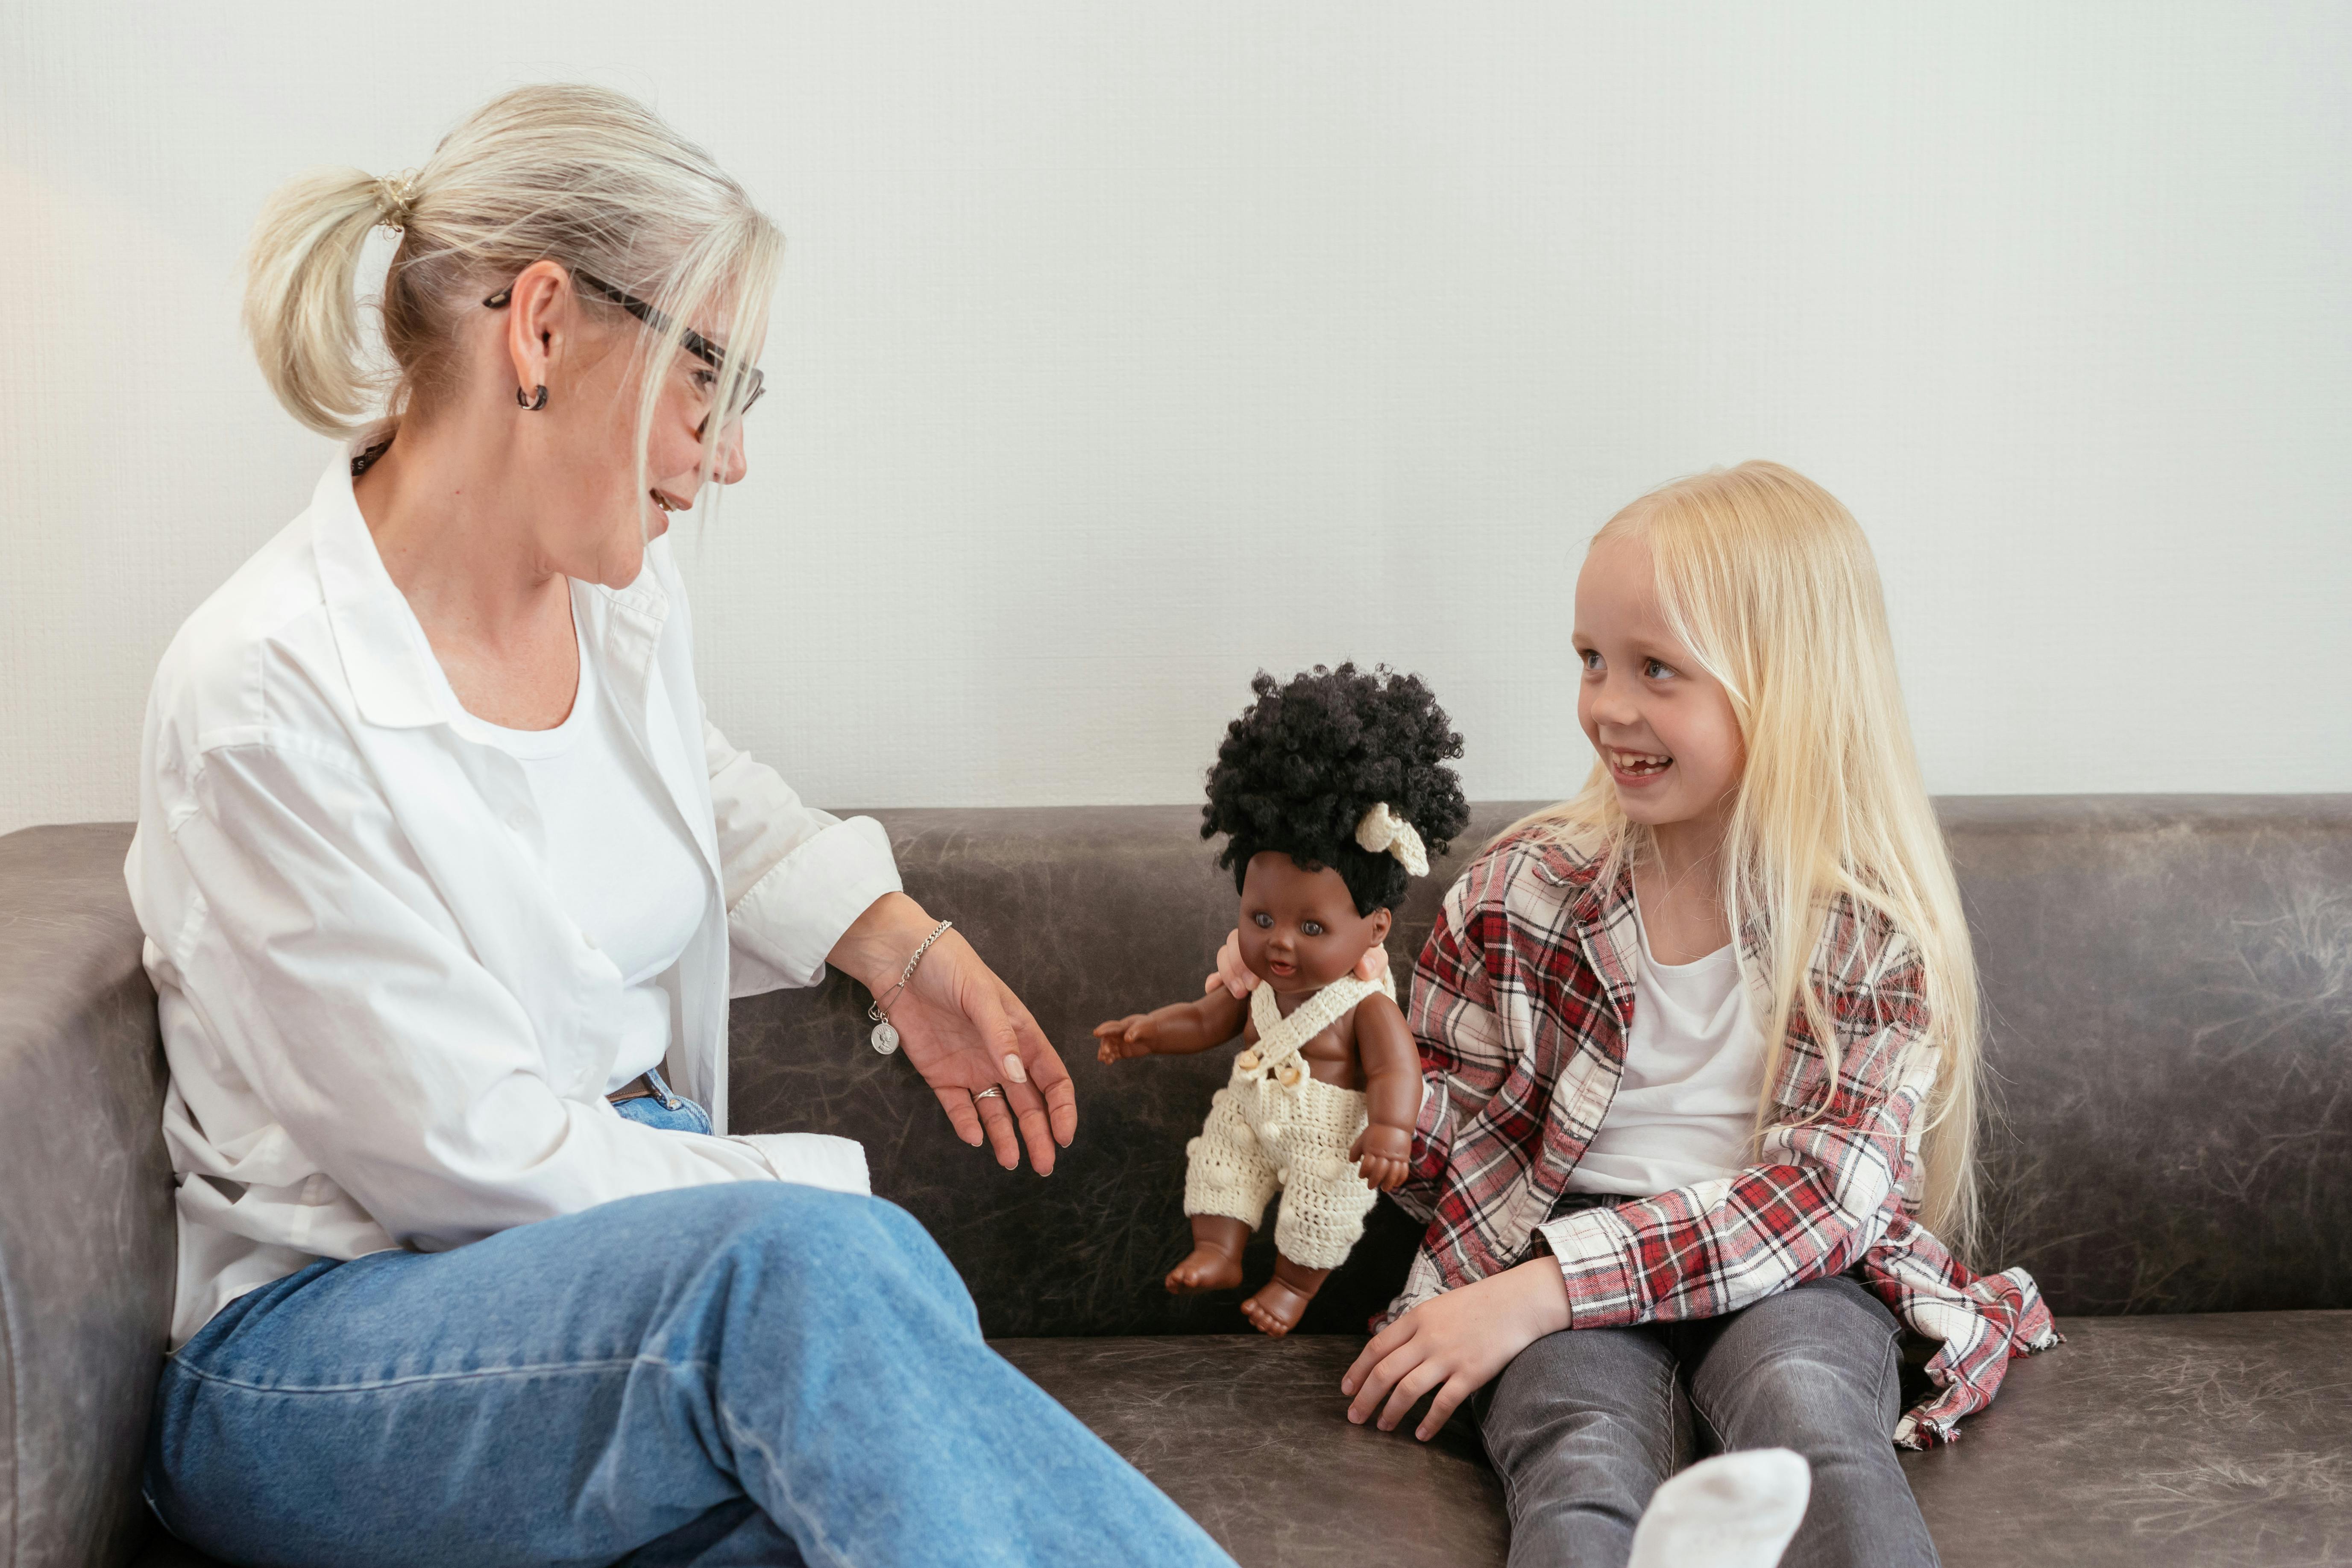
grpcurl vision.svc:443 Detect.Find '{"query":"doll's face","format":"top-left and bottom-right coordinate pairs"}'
top-left (1238, 852), bottom-right (1393, 996)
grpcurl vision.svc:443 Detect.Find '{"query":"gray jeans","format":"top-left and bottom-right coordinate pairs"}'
top-left (1473, 1272), bottom-right (1938, 1568)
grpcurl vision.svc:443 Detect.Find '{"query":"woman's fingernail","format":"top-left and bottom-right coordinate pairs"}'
top-left (1003, 1053), bottom-right (1029, 1084)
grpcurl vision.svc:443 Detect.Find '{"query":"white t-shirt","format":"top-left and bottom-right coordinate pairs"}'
top-left (450, 618), bottom-right (708, 1094)
top-left (1564, 890), bottom-right (1768, 1198)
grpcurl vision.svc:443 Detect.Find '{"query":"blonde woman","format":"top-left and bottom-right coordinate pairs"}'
top-left (128, 85), bottom-right (1230, 1567)
top-left (1336, 465), bottom-right (2060, 1568)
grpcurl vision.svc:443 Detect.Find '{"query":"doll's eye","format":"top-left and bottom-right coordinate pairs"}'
top-left (1301, 920), bottom-right (1326, 937)
top-left (1252, 911), bottom-right (1274, 929)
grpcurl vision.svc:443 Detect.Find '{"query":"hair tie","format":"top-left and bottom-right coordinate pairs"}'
top-left (375, 171), bottom-right (419, 231)
top-left (1355, 802), bottom-right (1429, 877)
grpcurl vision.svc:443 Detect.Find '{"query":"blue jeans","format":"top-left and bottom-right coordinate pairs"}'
top-left (610, 1067), bottom-right (713, 1134)
top-left (147, 1164), bottom-right (1233, 1566)
top-left (1473, 1273), bottom-right (1937, 1568)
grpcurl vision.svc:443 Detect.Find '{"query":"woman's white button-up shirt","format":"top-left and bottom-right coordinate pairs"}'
top-left (128, 454), bottom-right (903, 1346)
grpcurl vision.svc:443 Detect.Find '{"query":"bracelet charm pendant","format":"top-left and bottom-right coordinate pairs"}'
top-left (871, 1020), bottom-right (901, 1055)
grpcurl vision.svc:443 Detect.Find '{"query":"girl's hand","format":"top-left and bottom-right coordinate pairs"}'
top-left (1093, 1014), bottom-right (1160, 1063)
top-left (1340, 1259), bottom-right (1571, 1440)
top-left (1203, 928), bottom-right (1391, 999)
top-left (1350, 1124), bottom-right (1412, 1190)
top-left (832, 894), bottom-right (1078, 1175)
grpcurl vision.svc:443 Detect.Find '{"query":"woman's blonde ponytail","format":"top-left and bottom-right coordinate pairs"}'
top-left (242, 165), bottom-right (395, 436)
top-left (237, 85), bottom-right (782, 508)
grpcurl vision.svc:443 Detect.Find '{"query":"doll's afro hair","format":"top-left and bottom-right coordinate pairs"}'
top-left (1201, 663), bottom-right (1470, 916)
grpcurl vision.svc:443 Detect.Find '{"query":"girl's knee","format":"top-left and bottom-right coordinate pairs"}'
top-left (1695, 1339), bottom-right (1902, 1456)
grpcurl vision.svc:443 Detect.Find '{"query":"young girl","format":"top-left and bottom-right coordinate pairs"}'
top-left (1338, 463), bottom-right (2057, 1568)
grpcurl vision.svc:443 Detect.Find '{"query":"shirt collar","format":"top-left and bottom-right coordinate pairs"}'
top-left (311, 448), bottom-right (448, 730)
top-left (309, 444), bottom-right (675, 731)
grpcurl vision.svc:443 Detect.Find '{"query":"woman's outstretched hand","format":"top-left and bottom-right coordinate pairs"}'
top-left (1203, 927), bottom-right (1390, 998)
top-left (831, 894), bottom-right (1077, 1175)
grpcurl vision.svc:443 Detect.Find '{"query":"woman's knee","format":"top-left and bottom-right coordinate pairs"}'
top-left (672, 1183), bottom-right (974, 1324)
top-left (733, 1180), bottom-right (937, 1258)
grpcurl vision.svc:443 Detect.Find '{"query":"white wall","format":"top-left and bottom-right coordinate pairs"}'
top-left (3, 2), bottom-right (2347, 837)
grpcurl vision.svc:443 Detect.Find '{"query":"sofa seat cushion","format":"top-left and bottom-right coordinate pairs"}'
top-left (996, 1334), bottom-right (1510, 1566)
top-left (997, 1310), bottom-right (2352, 1568)
top-left (1900, 1310), bottom-right (2352, 1568)
top-left (126, 1310), bottom-right (2352, 1567)
top-left (137, 1310), bottom-right (2352, 1567)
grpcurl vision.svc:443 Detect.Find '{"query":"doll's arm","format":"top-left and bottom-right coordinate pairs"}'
top-left (1349, 992), bottom-right (1419, 1190)
top-left (1094, 987), bottom-right (1249, 1064)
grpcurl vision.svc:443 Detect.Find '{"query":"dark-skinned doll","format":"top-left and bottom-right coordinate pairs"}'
top-left (1094, 665), bottom-right (1469, 1336)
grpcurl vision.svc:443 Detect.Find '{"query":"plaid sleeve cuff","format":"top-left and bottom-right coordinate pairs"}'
top-left (1534, 1203), bottom-right (1648, 1328)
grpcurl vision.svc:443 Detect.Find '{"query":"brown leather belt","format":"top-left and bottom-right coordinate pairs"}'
top-left (607, 1075), bottom-right (657, 1102)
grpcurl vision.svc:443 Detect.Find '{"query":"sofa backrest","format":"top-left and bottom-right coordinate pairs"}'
top-left (727, 797), bottom-right (2352, 1336)
top-left (2, 799), bottom-right (2347, 1566)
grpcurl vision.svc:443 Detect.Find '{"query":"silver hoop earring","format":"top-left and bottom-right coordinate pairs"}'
top-left (516, 384), bottom-right (548, 411)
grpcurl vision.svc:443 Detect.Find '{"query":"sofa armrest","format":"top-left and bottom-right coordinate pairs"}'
top-left (0, 823), bottom-right (172, 1568)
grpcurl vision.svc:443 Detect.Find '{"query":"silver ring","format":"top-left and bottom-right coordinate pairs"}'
top-left (973, 1086), bottom-right (1004, 1101)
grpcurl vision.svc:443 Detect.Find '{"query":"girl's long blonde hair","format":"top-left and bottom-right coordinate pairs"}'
top-left (242, 83), bottom-right (779, 507)
top-left (1509, 461), bottom-right (1982, 1249)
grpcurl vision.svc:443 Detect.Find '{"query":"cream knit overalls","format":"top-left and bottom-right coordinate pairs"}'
top-left (1181, 972), bottom-right (1393, 1269)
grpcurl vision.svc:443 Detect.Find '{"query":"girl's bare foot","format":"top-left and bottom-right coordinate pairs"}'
top-left (1238, 1274), bottom-right (1317, 1336)
top-left (1164, 1246), bottom-right (1246, 1293)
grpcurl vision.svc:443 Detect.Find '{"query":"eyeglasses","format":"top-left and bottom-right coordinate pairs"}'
top-left (483, 270), bottom-right (765, 436)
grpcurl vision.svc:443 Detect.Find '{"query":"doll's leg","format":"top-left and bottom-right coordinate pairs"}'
top-left (1174, 1090), bottom-right (1278, 1292)
top-left (1238, 1254), bottom-right (1330, 1338)
top-left (1244, 1146), bottom-right (1382, 1336)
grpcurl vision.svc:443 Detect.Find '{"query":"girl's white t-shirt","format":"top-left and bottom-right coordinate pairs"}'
top-left (1564, 892), bottom-right (1768, 1198)
top-left (447, 620), bottom-right (708, 1095)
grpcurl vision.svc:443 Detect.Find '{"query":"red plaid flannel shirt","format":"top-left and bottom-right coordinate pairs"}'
top-left (1383, 829), bottom-right (2060, 1448)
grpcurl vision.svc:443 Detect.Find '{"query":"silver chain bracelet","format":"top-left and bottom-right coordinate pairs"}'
top-left (867, 919), bottom-right (953, 1055)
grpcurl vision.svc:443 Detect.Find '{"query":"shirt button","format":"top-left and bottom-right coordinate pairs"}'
top-left (506, 812), bottom-right (528, 832)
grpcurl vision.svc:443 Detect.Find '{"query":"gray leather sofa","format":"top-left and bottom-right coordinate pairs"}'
top-left (4, 798), bottom-right (2347, 1568)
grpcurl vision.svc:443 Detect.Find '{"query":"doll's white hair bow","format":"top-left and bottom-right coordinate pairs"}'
top-left (1355, 802), bottom-right (1429, 877)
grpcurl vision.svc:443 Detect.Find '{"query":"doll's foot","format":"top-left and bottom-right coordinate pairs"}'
top-left (1239, 1275), bottom-right (1317, 1337)
top-left (1165, 1247), bottom-right (1246, 1294)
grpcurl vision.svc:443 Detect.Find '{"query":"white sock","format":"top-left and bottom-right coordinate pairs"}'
top-left (1627, 1448), bottom-right (1811, 1568)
